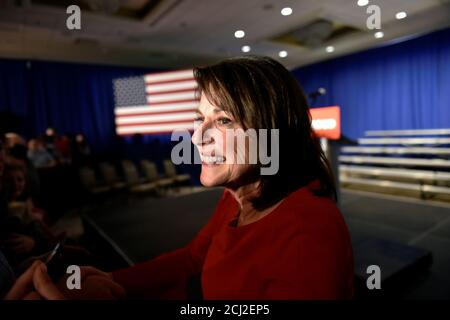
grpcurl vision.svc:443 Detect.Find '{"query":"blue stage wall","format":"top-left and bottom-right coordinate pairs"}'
top-left (292, 27), bottom-right (450, 139)
top-left (1, 27), bottom-right (449, 152)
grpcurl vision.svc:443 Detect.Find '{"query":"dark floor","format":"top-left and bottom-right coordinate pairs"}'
top-left (83, 187), bottom-right (224, 264)
top-left (82, 187), bottom-right (450, 299)
top-left (340, 190), bottom-right (450, 299)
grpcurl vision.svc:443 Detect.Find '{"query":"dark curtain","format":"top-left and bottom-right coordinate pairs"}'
top-left (0, 59), bottom-right (159, 153)
top-left (3, 28), bottom-right (449, 182)
top-left (293, 27), bottom-right (450, 139)
top-left (0, 58), bottom-right (199, 183)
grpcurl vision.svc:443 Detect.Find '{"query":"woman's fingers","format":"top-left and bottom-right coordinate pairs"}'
top-left (57, 274), bottom-right (126, 300)
top-left (80, 266), bottom-right (112, 280)
top-left (6, 263), bottom-right (124, 300)
top-left (5, 233), bottom-right (22, 239)
top-left (4, 260), bottom-right (41, 300)
top-left (32, 263), bottom-right (66, 300)
top-left (23, 291), bottom-right (42, 300)
top-left (12, 243), bottom-right (28, 253)
top-left (7, 232), bottom-right (21, 237)
top-left (5, 237), bottom-right (23, 245)
top-left (6, 235), bottom-right (34, 254)
top-left (89, 276), bottom-right (126, 298)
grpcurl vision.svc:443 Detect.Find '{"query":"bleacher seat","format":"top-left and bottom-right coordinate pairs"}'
top-left (339, 128), bottom-right (450, 200)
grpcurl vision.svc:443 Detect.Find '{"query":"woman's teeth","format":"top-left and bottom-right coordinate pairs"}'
top-left (203, 156), bottom-right (225, 164)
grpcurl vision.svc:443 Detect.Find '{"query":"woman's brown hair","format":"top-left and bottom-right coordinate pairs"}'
top-left (194, 55), bottom-right (336, 210)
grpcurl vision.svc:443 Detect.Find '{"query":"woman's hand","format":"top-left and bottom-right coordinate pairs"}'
top-left (56, 266), bottom-right (126, 300)
top-left (4, 262), bottom-right (125, 300)
top-left (4, 260), bottom-right (65, 300)
top-left (5, 233), bottom-right (36, 255)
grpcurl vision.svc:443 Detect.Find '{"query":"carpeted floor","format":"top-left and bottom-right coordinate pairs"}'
top-left (340, 189), bottom-right (450, 299)
top-left (75, 187), bottom-right (450, 299)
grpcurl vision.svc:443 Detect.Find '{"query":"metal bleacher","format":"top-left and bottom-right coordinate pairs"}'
top-left (339, 129), bottom-right (450, 200)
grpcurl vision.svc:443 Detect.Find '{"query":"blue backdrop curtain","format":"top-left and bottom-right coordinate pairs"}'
top-left (1, 27), bottom-right (449, 164)
top-left (0, 59), bottom-right (160, 153)
top-left (293, 27), bottom-right (450, 140)
top-left (0, 58), bottom-right (200, 183)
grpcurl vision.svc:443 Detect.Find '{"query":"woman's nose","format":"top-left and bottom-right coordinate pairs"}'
top-left (192, 122), bottom-right (214, 146)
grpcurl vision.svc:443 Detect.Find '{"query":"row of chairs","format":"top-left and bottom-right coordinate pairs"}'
top-left (79, 159), bottom-right (191, 196)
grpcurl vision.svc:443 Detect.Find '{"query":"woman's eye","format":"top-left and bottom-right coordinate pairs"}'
top-left (217, 117), bottom-right (232, 125)
top-left (193, 117), bottom-right (204, 130)
top-left (194, 116), bottom-right (204, 125)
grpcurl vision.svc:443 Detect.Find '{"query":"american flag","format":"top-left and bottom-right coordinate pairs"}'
top-left (113, 69), bottom-right (199, 135)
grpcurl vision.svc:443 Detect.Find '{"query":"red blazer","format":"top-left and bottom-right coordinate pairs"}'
top-left (112, 181), bottom-right (354, 299)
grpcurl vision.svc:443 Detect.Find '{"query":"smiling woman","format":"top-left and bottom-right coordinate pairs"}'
top-left (7, 56), bottom-right (354, 300)
top-left (192, 56), bottom-right (337, 210)
top-left (111, 56), bottom-right (353, 300)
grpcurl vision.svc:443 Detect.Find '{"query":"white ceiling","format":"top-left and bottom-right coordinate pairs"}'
top-left (0, 0), bottom-right (449, 69)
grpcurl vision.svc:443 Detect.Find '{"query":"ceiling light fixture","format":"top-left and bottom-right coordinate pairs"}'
top-left (281, 7), bottom-right (293, 16)
top-left (396, 11), bottom-right (407, 20)
top-left (278, 50), bottom-right (288, 58)
top-left (234, 30), bottom-right (245, 38)
top-left (374, 31), bottom-right (384, 39)
top-left (326, 46), bottom-right (335, 53)
top-left (357, 0), bottom-right (369, 6)
top-left (242, 45), bottom-right (251, 53)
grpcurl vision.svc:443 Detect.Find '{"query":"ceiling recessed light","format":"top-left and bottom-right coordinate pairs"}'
top-left (234, 30), bottom-right (245, 38)
top-left (374, 31), bottom-right (384, 39)
top-left (396, 11), bottom-right (407, 20)
top-left (241, 45), bottom-right (251, 53)
top-left (278, 50), bottom-right (288, 58)
top-left (281, 7), bottom-right (293, 16)
top-left (357, 0), bottom-right (369, 6)
top-left (326, 46), bottom-right (335, 53)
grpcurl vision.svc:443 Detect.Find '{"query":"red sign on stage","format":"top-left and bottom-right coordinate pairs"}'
top-left (310, 106), bottom-right (341, 140)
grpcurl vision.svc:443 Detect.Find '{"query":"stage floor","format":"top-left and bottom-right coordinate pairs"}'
top-left (82, 187), bottom-right (450, 299)
top-left (341, 189), bottom-right (450, 299)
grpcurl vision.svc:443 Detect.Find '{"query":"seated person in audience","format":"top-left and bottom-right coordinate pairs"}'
top-left (4, 133), bottom-right (26, 150)
top-left (7, 142), bottom-right (41, 208)
top-left (1, 164), bottom-right (91, 275)
top-left (1, 165), bottom-right (57, 270)
top-left (44, 128), bottom-right (59, 160)
top-left (0, 133), bottom-right (5, 197)
top-left (0, 249), bottom-right (15, 298)
top-left (54, 134), bottom-right (72, 164)
top-left (72, 134), bottom-right (91, 165)
top-left (0, 134), bottom-right (8, 221)
top-left (4, 164), bottom-right (45, 223)
top-left (27, 138), bottom-right (56, 169)
top-left (6, 56), bottom-right (354, 300)
top-left (0, 136), bottom-right (18, 296)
